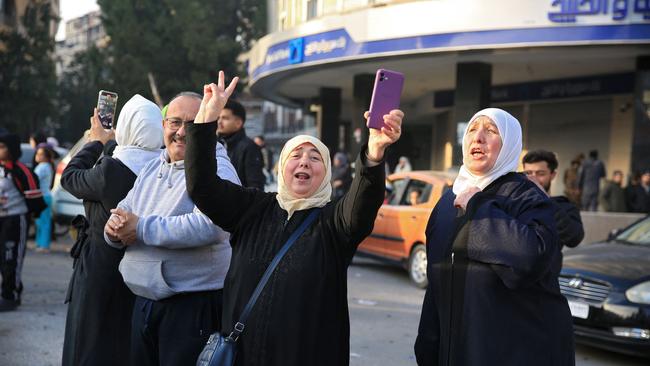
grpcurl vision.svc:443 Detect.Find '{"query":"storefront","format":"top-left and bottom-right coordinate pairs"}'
top-left (246, 0), bottom-right (650, 195)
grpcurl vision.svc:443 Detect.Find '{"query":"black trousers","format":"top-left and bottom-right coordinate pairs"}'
top-left (0, 214), bottom-right (28, 300)
top-left (132, 290), bottom-right (223, 366)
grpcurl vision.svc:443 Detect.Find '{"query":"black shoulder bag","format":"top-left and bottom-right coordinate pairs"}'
top-left (196, 208), bottom-right (321, 366)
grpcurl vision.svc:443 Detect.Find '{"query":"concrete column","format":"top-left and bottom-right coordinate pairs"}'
top-left (351, 74), bottom-right (375, 159)
top-left (319, 87), bottom-right (341, 156)
top-left (631, 56), bottom-right (650, 173)
top-left (451, 62), bottom-right (492, 166)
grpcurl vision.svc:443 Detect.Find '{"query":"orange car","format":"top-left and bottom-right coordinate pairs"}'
top-left (358, 171), bottom-right (455, 288)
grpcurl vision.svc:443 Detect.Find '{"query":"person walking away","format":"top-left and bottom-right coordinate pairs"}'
top-left (104, 91), bottom-right (240, 366)
top-left (185, 71), bottom-right (403, 366)
top-left (579, 150), bottom-right (606, 211)
top-left (600, 170), bottom-right (627, 212)
top-left (218, 99), bottom-right (265, 189)
top-left (415, 108), bottom-right (574, 366)
top-left (523, 149), bottom-right (584, 248)
top-left (60, 95), bottom-right (164, 366)
top-left (0, 130), bottom-right (47, 312)
top-left (33, 145), bottom-right (55, 252)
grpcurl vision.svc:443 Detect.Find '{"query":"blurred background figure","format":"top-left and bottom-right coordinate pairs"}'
top-left (600, 170), bottom-right (627, 213)
top-left (254, 135), bottom-right (275, 185)
top-left (563, 154), bottom-right (583, 207)
top-left (394, 156), bottom-right (412, 174)
top-left (408, 189), bottom-right (421, 206)
top-left (579, 150), bottom-right (606, 211)
top-left (33, 145), bottom-right (55, 253)
top-left (331, 151), bottom-right (352, 200)
top-left (626, 170), bottom-right (650, 214)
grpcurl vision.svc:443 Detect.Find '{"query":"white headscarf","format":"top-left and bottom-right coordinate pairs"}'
top-left (112, 94), bottom-right (164, 174)
top-left (276, 135), bottom-right (332, 219)
top-left (452, 108), bottom-right (522, 195)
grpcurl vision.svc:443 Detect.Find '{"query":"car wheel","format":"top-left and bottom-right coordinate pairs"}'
top-left (408, 244), bottom-right (428, 288)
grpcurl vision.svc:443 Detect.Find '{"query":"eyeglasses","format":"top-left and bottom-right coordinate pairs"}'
top-left (164, 118), bottom-right (193, 131)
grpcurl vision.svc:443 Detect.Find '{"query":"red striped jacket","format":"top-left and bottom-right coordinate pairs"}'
top-left (1, 160), bottom-right (47, 216)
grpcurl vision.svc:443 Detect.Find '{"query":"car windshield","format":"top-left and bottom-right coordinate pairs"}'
top-left (615, 216), bottom-right (650, 246)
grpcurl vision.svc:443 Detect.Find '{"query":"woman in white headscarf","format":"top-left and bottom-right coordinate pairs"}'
top-left (415, 108), bottom-right (574, 366)
top-left (61, 95), bottom-right (163, 366)
top-left (184, 72), bottom-right (403, 366)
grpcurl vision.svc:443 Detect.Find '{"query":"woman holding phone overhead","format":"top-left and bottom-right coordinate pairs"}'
top-left (414, 108), bottom-right (574, 366)
top-left (185, 71), bottom-right (403, 366)
top-left (61, 95), bottom-right (163, 366)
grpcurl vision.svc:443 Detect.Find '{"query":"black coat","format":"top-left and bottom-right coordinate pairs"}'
top-left (415, 173), bottom-right (574, 366)
top-left (551, 195), bottom-right (584, 248)
top-left (186, 122), bottom-right (384, 366)
top-left (60, 140), bottom-right (137, 366)
top-left (221, 128), bottom-right (266, 190)
top-left (626, 184), bottom-right (650, 213)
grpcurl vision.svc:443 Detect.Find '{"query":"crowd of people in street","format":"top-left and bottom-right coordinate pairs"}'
top-left (0, 69), bottom-right (648, 366)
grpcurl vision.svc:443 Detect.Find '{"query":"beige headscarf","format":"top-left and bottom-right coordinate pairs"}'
top-left (276, 135), bottom-right (332, 219)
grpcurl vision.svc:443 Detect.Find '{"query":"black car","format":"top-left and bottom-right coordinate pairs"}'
top-left (560, 215), bottom-right (650, 358)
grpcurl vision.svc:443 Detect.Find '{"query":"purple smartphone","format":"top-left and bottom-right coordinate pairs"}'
top-left (367, 69), bottom-right (404, 130)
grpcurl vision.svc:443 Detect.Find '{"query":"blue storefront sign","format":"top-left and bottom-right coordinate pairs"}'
top-left (433, 73), bottom-right (635, 107)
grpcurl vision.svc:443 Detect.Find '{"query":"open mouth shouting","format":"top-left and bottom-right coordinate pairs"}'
top-left (294, 171), bottom-right (311, 182)
top-left (470, 147), bottom-right (486, 159)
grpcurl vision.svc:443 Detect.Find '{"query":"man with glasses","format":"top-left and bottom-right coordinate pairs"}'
top-left (523, 149), bottom-right (584, 249)
top-left (104, 91), bottom-right (240, 365)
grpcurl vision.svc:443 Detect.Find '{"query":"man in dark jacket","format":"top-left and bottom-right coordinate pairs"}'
top-left (579, 149), bottom-right (606, 211)
top-left (217, 99), bottom-right (265, 189)
top-left (0, 130), bottom-right (46, 311)
top-left (523, 150), bottom-right (584, 248)
top-left (600, 170), bottom-right (627, 212)
top-left (627, 170), bottom-right (650, 213)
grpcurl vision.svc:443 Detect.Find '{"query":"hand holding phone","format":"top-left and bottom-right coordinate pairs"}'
top-left (366, 69), bottom-right (404, 130)
top-left (97, 90), bottom-right (118, 129)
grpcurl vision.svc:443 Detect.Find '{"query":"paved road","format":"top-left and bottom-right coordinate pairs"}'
top-left (0, 245), bottom-right (647, 365)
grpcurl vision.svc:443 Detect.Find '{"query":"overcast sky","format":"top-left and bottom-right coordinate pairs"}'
top-left (55, 0), bottom-right (99, 41)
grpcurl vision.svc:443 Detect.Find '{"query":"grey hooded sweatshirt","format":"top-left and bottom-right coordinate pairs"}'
top-left (106, 143), bottom-right (240, 300)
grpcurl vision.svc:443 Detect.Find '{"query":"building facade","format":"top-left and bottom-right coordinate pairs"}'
top-left (246, 0), bottom-right (650, 195)
top-left (55, 10), bottom-right (105, 76)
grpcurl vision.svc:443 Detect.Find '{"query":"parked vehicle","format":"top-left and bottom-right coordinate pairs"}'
top-left (51, 136), bottom-right (88, 228)
top-left (561, 215), bottom-right (650, 358)
top-left (357, 170), bottom-right (455, 288)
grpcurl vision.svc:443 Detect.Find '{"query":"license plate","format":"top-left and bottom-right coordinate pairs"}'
top-left (568, 300), bottom-right (589, 319)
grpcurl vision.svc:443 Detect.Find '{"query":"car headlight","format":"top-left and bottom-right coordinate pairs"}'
top-left (626, 281), bottom-right (650, 305)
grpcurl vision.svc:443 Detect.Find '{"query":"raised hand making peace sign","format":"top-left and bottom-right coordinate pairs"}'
top-left (194, 70), bottom-right (239, 124)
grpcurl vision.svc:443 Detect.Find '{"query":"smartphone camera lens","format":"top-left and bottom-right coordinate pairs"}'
top-left (379, 72), bottom-right (385, 81)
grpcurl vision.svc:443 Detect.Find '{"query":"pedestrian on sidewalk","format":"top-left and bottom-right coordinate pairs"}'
top-left (104, 91), bottom-right (239, 366)
top-left (579, 149), bottom-right (606, 211)
top-left (0, 130), bottom-right (46, 312)
top-left (415, 108), bottom-right (574, 366)
top-left (33, 145), bottom-right (55, 252)
top-left (185, 71), bottom-right (403, 366)
top-left (600, 170), bottom-right (627, 212)
top-left (60, 95), bottom-right (164, 366)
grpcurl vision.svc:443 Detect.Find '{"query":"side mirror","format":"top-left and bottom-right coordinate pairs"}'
top-left (608, 228), bottom-right (621, 241)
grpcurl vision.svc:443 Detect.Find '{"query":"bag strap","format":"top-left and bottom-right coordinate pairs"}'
top-left (227, 208), bottom-right (321, 341)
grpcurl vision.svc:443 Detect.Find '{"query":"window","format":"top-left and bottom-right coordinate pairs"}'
top-left (399, 179), bottom-right (432, 206)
